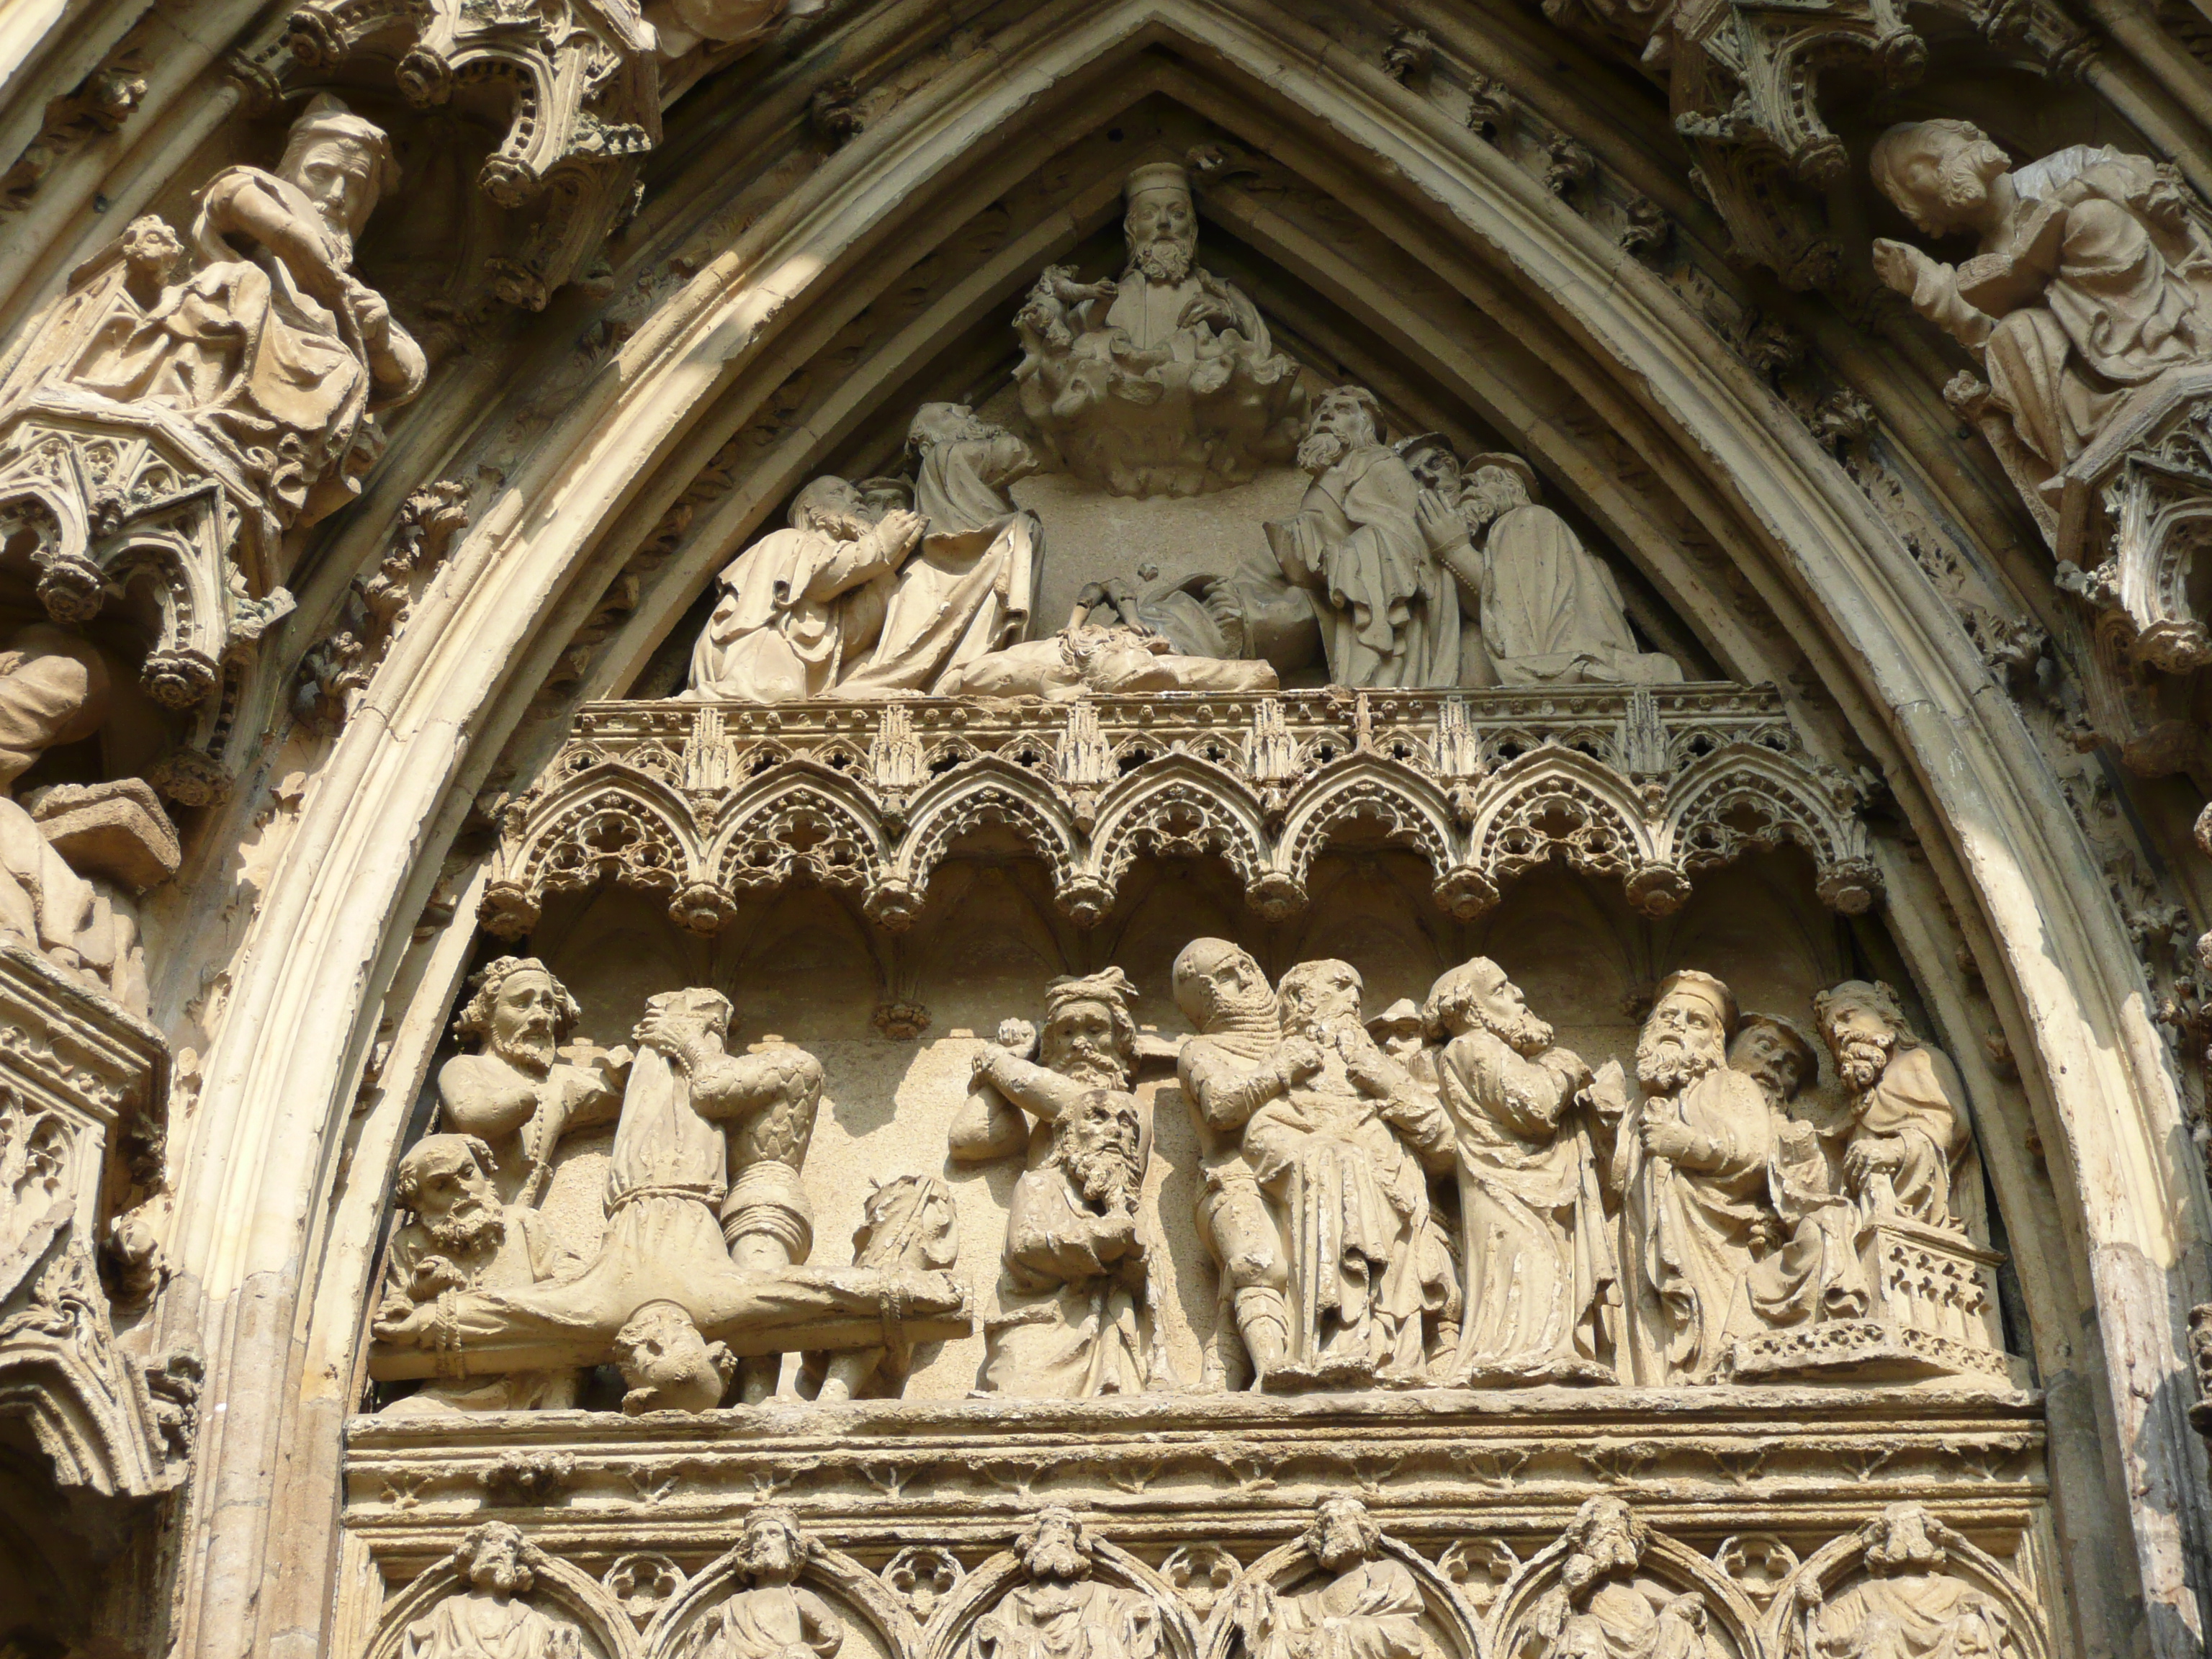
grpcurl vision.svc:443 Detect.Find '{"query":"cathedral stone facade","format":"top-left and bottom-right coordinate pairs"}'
top-left (1, 1), bottom-right (2211, 1655)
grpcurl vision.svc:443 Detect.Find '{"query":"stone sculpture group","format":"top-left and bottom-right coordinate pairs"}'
top-left (368, 940), bottom-right (2000, 1411)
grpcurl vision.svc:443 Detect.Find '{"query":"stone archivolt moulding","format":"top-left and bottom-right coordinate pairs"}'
top-left (0, 942), bottom-right (184, 1502)
top-left (481, 687), bottom-right (1879, 938)
top-left (340, 1393), bottom-right (2049, 1658)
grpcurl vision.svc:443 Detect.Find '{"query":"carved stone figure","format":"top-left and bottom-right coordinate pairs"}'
top-left (1869, 120), bottom-right (2212, 491)
top-left (1226, 387), bottom-right (1474, 688)
top-left (838, 404), bottom-right (1043, 696)
top-left (974, 1509), bottom-right (1161, 1659)
top-left (945, 581), bottom-right (1278, 698)
top-left (811, 1174), bottom-right (958, 1403)
top-left (400, 1523), bottom-right (578, 1659)
top-left (1233, 1497), bottom-right (1425, 1659)
top-left (371, 1134), bottom-right (579, 1415)
top-left (1244, 958), bottom-right (1455, 1388)
top-left (1524, 1499), bottom-right (1726, 1659)
top-left (687, 1506), bottom-right (845, 1659)
top-left (1364, 999), bottom-right (1431, 1074)
top-left (956, 970), bottom-right (1163, 1397)
top-left (1732, 1015), bottom-right (1871, 1336)
top-left (1791, 1505), bottom-right (2026, 1658)
top-left (1424, 958), bottom-right (1617, 1384)
top-left (1812, 981), bottom-right (1982, 1235)
top-left (0, 625), bottom-right (154, 1012)
top-left (1015, 163), bottom-right (1308, 498)
top-left (4, 94), bottom-right (426, 539)
top-left (685, 477), bottom-right (929, 701)
top-left (438, 956), bottom-right (624, 1205)
top-left (1172, 938), bottom-right (1294, 1390)
top-left (612, 1299), bottom-right (734, 1413)
top-left (1462, 457), bottom-right (1683, 687)
top-left (369, 986), bottom-right (969, 1398)
top-left (1613, 970), bottom-right (1775, 1385)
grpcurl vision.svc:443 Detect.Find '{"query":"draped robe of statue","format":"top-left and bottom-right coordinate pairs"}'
top-left (66, 165), bottom-right (425, 526)
top-left (1899, 147), bottom-right (2212, 480)
top-left (1853, 1043), bottom-right (1987, 1238)
top-left (840, 431), bottom-right (1040, 694)
top-left (1744, 1113), bottom-right (1871, 1333)
top-left (0, 628), bottom-right (146, 1012)
top-left (1478, 503), bottom-right (1681, 686)
top-left (1243, 1558), bottom-right (1426, 1659)
top-left (685, 523), bottom-right (900, 701)
top-left (1432, 1028), bottom-right (1615, 1380)
top-left (979, 1154), bottom-right (1151, 1398)
top-left (1617, 1067), bottom-right (1776, 1385)
top-left (1267, 444), bottom-right (1462, 688)
top-left (400, 1591), bottom-right (574, 1659)
top-left (1242, 1048), bottom-right (1453, 1382)
top-left (689, 1581), bottom-right (845, 1659)
top-left (1805, 1571), bottom-right (2017, 1658)
top-left (976, 1578), bottom-right (1161, 1659)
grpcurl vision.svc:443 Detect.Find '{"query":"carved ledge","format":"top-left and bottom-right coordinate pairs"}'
top-left (481, 687), bottom-right (1879, 938)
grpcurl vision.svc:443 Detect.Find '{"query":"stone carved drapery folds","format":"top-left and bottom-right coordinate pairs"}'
top-left (0, 941), bottom-right (186, 1501)
top-left (480, 687), bottom-right (1879, 940)
top-left (0, 96), bottom-right (425, 719)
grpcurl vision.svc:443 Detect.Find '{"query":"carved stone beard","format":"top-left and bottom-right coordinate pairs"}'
top-left (423, 1199), bottom-right (505, 1255)
top-left (1298, 429), bottom-right (1349, 475)
top-left (806, 507), bottom-right (869, 542)
top-left (469, 1552), bottom-right (531, 1597)
top-left (1636, 1028), bottom-right (1723, 1093)
top-left (1024, 1537), bottom-right (1092, 1583)
top-left (1835, 1032), bottom-right (1894, 1092)
top-left (1065, 1134), bottom-right (1139, 1213)
top-left (1481, 1003), bottom-right (1555, 1058)
top-left (490, 1025), bottom-right (556, 1079)
top-left (1051, 1040), bottom-right (1127, 1093)
top-left (1936, 142), bottom-right (2004, 220)
top-left (1131, 235), bottom-right (1195, 284)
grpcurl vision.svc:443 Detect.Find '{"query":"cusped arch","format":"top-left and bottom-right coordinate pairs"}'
top-left (1660, 742), bottom-right (1880, 916)
top-left (482, 757), bottom-right (705, 938)
top-left (892, 756), bottom-right (1082, 917)
top-left (1195, 1536), bottom-right (1486, 1659)
top-left (1274, 755), bottom-right (1460, 891)
top-left (920, 1534), bottom-right (1200, 1659)
top-left (364, 1533), bottom-right (638, 1659)
top-left (0, 1334), bottom-right (163, 1498)
top-left (644, 1537), bottom-right (920, 1659)
top-left (1758, 1507), bottom-right (2051, 1659)
top-left (1466, 744), bottom-right (1665, 913)
top-left (711, 760), bottom-right (894, 896)
top-left (1485, 1521), bottom-right (1761, 1659)
top-left (1087, 752), bottom-right (1274, 920)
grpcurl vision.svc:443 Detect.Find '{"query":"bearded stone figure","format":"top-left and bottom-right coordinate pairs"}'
top-left (1812, 981), bottom-right (1984, 1238)
top-left (1522, 1499), bottom-right (1727, 1659)
top-left (1242, 958), bottom-right (1456, 1389)
top-left (11, 94), bottom-right (427, 531)
top-left (1424, 958), bottom-right (1617, 1385)
top-left (1869, 118), bottom-right (2212, 491)
top-left (400, 1523), bottom-right (580, 1659)
top-left (438, 956), bottom-right (624, 1205)
top-left (371, 986), bottom-right (969, 1400)
top-left (611, 1299), bottom-right (736, 1413)
top-left (837, 403), bottom-right (1043, 697)
top-left (955, 969), bottom-right (1164, 1398)
top-left (1013, 162), bottom-right (1308, 498)
top-left (1232, 387), bottom-right (1478, 689)
top-left (1461, 457), bottom-right (1683, 688)
top-left (685, 1506), bottom-right (845, 1659)
top-left (1233, 1497), bottom-right (1427, 1659)
top-left (974, 1509), bottom-right (1161, 1659)
top-left (945, 577), bottom-right (1278, 699)
top-left (1793, 1505), bottom-right (2025, 1659)
top-left (371, 1134), bottom-right (580, 1415)
top-left (1612, 970), bottom-right (1776, 1385)
top-left (685, 476), bottom-right (929, 701)
top-left (1730, 1015), bottom-right (1873, 1335)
